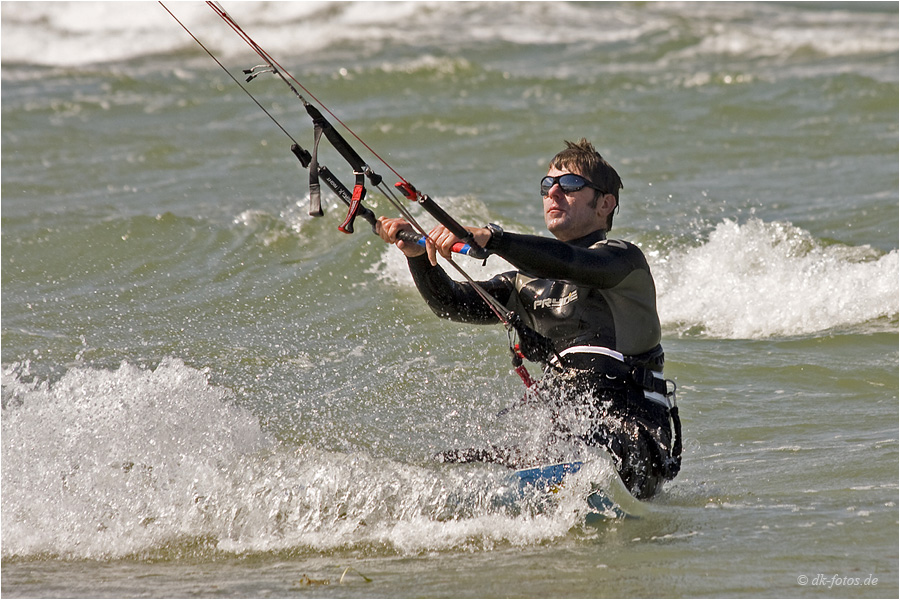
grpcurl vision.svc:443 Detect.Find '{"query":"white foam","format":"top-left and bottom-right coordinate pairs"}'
top-left (3, 1), bottom-right (894, 70)
top-left (653, 218), bottom-right (899, 339)
top-left (1, 358), bottom-right (272, 558)
top-left (372, 214), bottom-right (897, 339)
top-left (1, 359), bottom-right (607, 559)
top-left (661, 2), bottom-right (898, 63)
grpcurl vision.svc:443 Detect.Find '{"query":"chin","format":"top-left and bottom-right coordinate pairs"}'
top-left (547, 221), bottom-right (569, 236)
top-left (545, 218), bottom-right (565, 233)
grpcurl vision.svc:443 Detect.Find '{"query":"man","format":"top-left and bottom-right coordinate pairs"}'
top-left (377, 139), bottom-right (681, 499)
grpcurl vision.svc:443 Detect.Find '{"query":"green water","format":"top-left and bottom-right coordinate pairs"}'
top-left (2, 2), bottom-right (898, 597)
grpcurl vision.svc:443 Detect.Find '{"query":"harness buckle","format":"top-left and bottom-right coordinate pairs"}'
top-left (631, 366), bottom-right (659, 393)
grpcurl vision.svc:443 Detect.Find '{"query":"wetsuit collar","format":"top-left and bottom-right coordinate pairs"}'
top-left (569, 229), bottom-right (607, 247)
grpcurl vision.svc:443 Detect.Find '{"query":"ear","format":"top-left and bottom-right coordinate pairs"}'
top-left (596, 193), bottom-right (617, 219)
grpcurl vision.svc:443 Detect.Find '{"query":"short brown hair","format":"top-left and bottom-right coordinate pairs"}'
top-left (549, 138), bottom-right (623, 229)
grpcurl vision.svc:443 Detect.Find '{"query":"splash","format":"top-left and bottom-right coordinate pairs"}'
top-left (654, 218), bottom-right (898, 339)
top-left (1, 359), bottom-right (611, 560)
top-left (1, 358), bottom-right (272, 559)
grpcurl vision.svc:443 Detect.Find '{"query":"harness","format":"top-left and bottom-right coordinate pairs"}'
top-left (549, 345), bottom-right (682, 479)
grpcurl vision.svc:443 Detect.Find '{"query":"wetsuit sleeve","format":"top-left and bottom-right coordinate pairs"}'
top-left (407, 254), bottom-right (514, 324)
top-left (488, 231), bottom-right (647, 287)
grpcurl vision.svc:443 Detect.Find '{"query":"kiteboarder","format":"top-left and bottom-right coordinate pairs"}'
top-left (377, 139), bottom-right (681, 499)
top-left (161, 3), bottom-right (679, 500)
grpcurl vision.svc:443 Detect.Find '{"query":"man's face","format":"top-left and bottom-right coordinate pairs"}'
top-left (542, 166), bottom-right (612, 242)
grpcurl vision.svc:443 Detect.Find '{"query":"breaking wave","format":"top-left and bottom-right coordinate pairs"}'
top-left (654, 218), bottom-right (898, 339)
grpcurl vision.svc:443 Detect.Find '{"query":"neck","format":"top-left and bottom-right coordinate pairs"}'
top-left (568, 229), bottom-right (607, 246)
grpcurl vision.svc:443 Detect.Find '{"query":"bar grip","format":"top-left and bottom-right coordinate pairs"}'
top-left (416, 196), bottom-right (490, 259)
top-left (396, 230), bottom-right (477, 257)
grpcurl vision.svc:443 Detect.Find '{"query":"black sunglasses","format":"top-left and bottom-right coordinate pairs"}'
top-left (540, 173), bottom-right (605, 197)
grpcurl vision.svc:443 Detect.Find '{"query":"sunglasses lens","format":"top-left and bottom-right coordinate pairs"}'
top-left (559, 174), bottom-right (586, 192)
top-left (540, 176), bottom-right (555, 196)
top-left (541, 174), bottom-right (588, 196)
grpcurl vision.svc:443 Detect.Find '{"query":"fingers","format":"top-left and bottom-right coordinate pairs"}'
top-left (428, 225), bottom-right (482, 265)
top-left (375, 216), bottom-right (393, 243)
top-left (376, 218), bottom-right (480, 264)
top-left (376, 217), bottom-right (406, 244)
top-left (425, 226), bottom-right (440, 266)
top-left (376, 217), bottom-right (426, 258)
top-left (426, 225), bottom-right (455, 265)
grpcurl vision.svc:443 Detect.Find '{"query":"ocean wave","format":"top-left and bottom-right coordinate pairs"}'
top-left (654, 218), bottom-right (899, 339)
top-left (371, 215), bottom-right (898, 340)
top-left (2, 1), bottom-right (895, 74)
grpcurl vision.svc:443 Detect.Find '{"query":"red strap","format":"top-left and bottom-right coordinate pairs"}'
top-left (338, 173), bottom-right (366, 234)
top-left (515, 364), bottom-right (537, 388)
top-left (512, 344), bottom-right (537, 387)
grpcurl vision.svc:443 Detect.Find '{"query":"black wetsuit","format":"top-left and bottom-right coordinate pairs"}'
top-left (409, 229), bottom-right (681, 499)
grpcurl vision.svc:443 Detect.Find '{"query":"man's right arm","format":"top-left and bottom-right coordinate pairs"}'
top-left (377, 216), bottom-right (512, 323)
top-left (407, 254), bottom-right (513, 324)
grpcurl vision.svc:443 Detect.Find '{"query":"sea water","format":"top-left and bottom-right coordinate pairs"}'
top-left (2, 2), bottom-right (897, 597)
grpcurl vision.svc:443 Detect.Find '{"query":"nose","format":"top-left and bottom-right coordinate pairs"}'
top-left (545, 182), bottom-right (565, 200)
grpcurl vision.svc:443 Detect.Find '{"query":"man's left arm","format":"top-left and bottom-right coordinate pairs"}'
top-left (486, 231), bottom-right (646, 287)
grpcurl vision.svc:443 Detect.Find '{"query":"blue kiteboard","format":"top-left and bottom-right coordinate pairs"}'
top-left (512, 460), bottom-right (649, 519)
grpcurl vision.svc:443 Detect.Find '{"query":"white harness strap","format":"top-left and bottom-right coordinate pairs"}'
top-left (557, 345), bottom-right (626, 363)
top-left (643, 388), bottom-right (672, 408)
top-left (552, 345), bottom-right (673, 409)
